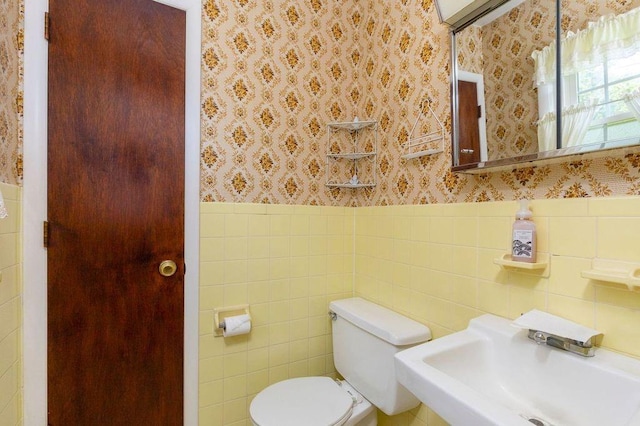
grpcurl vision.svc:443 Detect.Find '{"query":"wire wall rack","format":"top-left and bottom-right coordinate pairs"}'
top-left (402, 97), bottom-right (445, 160)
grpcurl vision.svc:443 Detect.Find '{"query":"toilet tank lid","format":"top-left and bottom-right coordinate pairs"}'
top-left (329, 298), bottom-right (432, 346)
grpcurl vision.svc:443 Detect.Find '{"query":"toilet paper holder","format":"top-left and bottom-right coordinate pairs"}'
top-left (214, 304), bottom-right (251, 337)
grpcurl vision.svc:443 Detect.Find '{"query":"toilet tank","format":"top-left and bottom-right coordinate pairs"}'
top-left (329, 298), bottom-right (432, 416)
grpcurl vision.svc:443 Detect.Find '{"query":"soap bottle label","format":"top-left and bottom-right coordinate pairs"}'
top-left (513, 230), bottom-right (533, 258)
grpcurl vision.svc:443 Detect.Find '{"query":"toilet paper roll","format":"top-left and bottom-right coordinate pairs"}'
top-left (0, 189), bottom-right (7, 219)
top-left (222, 314), bottom-right (251, 337)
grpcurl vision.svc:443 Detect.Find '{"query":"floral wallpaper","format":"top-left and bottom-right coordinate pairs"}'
top-left (200, 0), bottom-right (363, 205)
top-left (355, 0), bottom-right (452, 205)
top-left (456, 25), bottom-right (483, 75)
top-left (0, 0), bottom-right (23, 185)
top-left (480, 0), bottom-right (557, 160)
top-left (200, 0), bottom-right (640, 205)
top-left (2, 0), bottom-right (639, 201)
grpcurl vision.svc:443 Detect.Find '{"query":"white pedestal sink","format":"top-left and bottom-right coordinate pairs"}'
top-left (394, 314), bottom-right (640, 426)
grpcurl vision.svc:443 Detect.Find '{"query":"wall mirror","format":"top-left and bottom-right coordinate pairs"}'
top-left (440, 0), bottom-right (640, 171)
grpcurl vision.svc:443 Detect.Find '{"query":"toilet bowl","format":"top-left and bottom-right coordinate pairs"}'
top-left (250, 377), bottom-right (376, 426)
top-left (248, 298), bottom-right (432, 426)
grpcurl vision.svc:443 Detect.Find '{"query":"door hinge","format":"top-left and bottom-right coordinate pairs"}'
top-left (43, 221), bottom-right (49, 248)
top-left (477, 105), bottom-right (482, 118)
top-left (44, 12), bottom-right (50, 41)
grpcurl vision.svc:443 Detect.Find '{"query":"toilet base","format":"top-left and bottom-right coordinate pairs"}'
top-left (343, 406), bottom-right (376, 426)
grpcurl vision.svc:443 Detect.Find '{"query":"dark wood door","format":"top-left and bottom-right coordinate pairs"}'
top-left (47, 0), bottom-right (185, 424)
top-left (458, 80), bottom-right (481, 165)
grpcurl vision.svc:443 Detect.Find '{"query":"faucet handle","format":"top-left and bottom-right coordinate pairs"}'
top-left (527, 329), bottom-right (597, 356)
top-left (532, 331), bottom-right (547, 345)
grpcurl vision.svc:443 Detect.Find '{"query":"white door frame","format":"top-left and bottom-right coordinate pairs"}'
top-left (23, 1), bottom-right (201, 424)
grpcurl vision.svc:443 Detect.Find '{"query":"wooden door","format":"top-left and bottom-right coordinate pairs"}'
top-left (47, 0), bottom-right (185, 424)
top-left (458, 80), bottom-right (482, 165)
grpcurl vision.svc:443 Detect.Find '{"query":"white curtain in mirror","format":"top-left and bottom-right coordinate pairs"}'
top-left (537, 112), bottom-right (556, 152)
top-left (532, 6), bottom-right (640, 86)
top-left (624, 89), bottom-right (640, 121)
top-left (537, 101), bottom-right (598, 151)
top-left (562, 102), bottom-right (598, 147)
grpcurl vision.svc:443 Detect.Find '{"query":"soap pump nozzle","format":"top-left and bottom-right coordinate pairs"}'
top-left (516, 200), bottom-right (533, 220)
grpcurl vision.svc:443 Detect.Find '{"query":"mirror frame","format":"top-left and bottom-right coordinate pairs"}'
top-left (447, 0), bottom-right (640, 173)
top-left (434, 0), bottom-right (511, 30)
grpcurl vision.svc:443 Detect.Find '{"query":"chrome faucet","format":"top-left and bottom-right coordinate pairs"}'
top-left (528, 329), bottom-right (597, 357)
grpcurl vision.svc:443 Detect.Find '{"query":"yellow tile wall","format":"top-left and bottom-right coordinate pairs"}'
top-left (0, 183), bottom-right (22, 426)
top-left (201, 196), bottom-right (640, 425)
top-left (199, 203), bottom-right (353, 426)
top-left (356, 196), bottom-right (640, 425)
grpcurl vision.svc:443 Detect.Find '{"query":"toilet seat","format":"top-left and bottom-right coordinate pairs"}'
top-left (250, 377), bottom-right (355, 426)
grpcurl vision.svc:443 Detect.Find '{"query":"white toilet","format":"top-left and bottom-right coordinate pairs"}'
top-left (250, 297), bottom-right (432, 426)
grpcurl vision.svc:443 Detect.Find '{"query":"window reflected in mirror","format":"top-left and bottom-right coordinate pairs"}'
top-left (451, 0), bottom-right (640, 171)
top-left (534, 6), bottom-right (640, 151)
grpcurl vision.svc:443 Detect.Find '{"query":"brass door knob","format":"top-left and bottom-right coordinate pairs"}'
top-left (159, 260), bottom-right (177, 277)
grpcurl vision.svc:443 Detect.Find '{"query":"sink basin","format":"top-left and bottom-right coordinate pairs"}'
top-left (395, 314), bottom-right (640, 426)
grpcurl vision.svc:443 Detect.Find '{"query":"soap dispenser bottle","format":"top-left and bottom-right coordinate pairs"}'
top-left (512, 200), bottom-right (537, 263)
